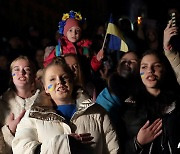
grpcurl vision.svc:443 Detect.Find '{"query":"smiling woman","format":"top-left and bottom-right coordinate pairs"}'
top-left (10, 56), bottom-right (36, 92)
top-left (0, 55), bottom-right (40, 154)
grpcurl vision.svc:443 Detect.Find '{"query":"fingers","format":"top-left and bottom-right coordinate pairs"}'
top-left (97, 49), bottom-right (104, 61)
top-left (79, 133), bottom-right (94, 144)
top-left (8, 113), bottom-right (15, 121)
top-left (149, 118), bottom-right (162, 130)
top-left (7, 113), bottom-right (15, 125)
top-left (165, 20), bottom-right (178, 35)
top-left (153, 129), bottom-right (162, 139)
top-left (166, 20), bottom-right (172, 29)
top-left (79, 133), bottom-right (91, 137)
top-left (151, 119), bottom-right (162, 132)
top-left (144, 119), bottom-right (162, 140)
top-left (141, 120), bottom-right (150, 129)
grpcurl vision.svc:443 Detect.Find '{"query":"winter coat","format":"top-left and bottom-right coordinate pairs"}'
top-left (44, 36), bottom-right (102, 71)
top-left (0, 88), bottom-right (40, 154)
top-left (12, 89), bottom-right (120, 154)
top-left (119, 91), bottom-right (180, 154)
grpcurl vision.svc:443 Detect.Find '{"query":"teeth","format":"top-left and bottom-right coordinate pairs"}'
top-left (57, 87), bottom-right (67, 93)
top-left (147, 75), bottom-right (156, 81)
top-left (19, 77), bottom-right (26, 81)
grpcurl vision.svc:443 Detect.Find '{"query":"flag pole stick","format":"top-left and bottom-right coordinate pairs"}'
top-left (101, 32), bottom-right (108, 50)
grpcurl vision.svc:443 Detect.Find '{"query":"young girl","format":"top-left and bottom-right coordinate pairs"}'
top-left (133, 50), bottom-right (180, 153)
top-left (12, 57), bottom-right (119, 154)
top-left (115, 50), bottom-right (180, 154)
top-left (0, 56), bottom-right (40, 153)
top-left (44, 10), bottom-right (104, 72)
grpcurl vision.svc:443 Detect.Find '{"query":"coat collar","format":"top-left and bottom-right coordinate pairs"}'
top-left (29, 88), bottom-right (94, 121)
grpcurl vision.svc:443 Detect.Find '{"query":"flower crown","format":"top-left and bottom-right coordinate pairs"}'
top-left (58, 10), bottom-right (84, 35)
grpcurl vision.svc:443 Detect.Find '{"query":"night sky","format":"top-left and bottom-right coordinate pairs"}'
top-left (0, 0), bottom-right (180, 38)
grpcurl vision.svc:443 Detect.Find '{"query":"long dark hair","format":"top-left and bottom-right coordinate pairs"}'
top-left (137, 50), bottom-right (180, 117)
top-left (140, 50), bottom-right (179, 93)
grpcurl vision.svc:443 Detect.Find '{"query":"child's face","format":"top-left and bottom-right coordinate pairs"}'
top-left (11, 59), bottom-right (33, 88)
top-left (66, 26), bottom-right (82, 43)
top-left (44, 65), bottom-right (73, 104)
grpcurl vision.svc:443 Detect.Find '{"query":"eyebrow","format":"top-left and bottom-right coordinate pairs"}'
top-left (140, 62), bottom-right (161, 65)
top-left (140, 63), bottom-right (147, 65)
top-left (121, 58), bottom-right (138, 61)
top-left (13, 66), bottom-right (31, 69)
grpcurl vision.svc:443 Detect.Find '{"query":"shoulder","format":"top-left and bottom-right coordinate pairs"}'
top-left (1, 89), bottom-right (15, 100)
top-left (83, 103), bottom-right (110, 117)
top-left (0, 89), bottom-right (16, 108)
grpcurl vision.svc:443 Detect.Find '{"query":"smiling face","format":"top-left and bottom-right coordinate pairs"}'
top-left (11, 59), bottom-right (33, 89)
top-left (44, 64), bottom-right (73, 105)
top-left (66, 26), bottom-right (81, 43)
top-left (140, 54), bottom-right (164, 93)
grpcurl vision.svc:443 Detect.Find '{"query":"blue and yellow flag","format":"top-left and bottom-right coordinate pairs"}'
top-left (106, 15), bottom-right (128, 52)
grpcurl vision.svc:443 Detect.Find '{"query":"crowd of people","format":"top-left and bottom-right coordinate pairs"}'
top-left (0, 7), bottom-right (180, 154)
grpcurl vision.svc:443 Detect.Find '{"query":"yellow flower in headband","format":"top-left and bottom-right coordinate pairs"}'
top-left (75, 12), bottom-right (82, 21)
top-left (62, 13), bottom-right (69, 21)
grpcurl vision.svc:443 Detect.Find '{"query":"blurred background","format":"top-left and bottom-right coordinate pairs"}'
top-left (0, 0), bottom-right (180, 95)
top-left (0, 0), bottom-right (180, 39)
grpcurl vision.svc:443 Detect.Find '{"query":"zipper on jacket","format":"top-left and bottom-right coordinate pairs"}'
top-left (23, 99), bottom-right (26, 109)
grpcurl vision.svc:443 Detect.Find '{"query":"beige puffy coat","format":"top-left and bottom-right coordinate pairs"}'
top-left (0, 89), bottom-right (40, 154)
top-left (165, 50), bottom-right (180, 84)
top-left (12, 90), bottom-right (120, 154)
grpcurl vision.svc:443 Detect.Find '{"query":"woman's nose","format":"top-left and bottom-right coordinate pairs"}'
top-left (57, 77), bottom-right (66, 85)
top-left (147, 67), bottom-right (154, 73)
top-left (20, 69), bottom-right (26, 74)
top-left (124, 61), bottom-right (131, 66)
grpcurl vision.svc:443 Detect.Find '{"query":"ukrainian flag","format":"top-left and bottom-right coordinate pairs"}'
top-left (106, 16), bottom-right (128, 52)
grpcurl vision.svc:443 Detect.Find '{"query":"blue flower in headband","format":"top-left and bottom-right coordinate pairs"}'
top-left (58, 21), bottom-right (66, 34)
top-left (58, 10), bottom-right (84, 35)
top-left (69, 11), bottom-right (76, 18)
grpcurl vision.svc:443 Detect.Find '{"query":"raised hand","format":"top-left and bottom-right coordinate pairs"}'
top-left (7, 110), bottom-right (26, 135)
top-left (136, 118), bottom-right (162, 146)
top-left (44, 46), bottom-right (55, 60)
top-left (163, 20), bottom-right (178, 51)
top-left (96, 49), bottom-right (104, 61)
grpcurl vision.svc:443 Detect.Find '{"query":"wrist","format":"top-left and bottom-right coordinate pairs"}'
top-left (135, 137), bottom-right (143, 148)
top-left (134, 137), bottom-right (143, 153)
top-left (163, 44), bottom-right (172, 52)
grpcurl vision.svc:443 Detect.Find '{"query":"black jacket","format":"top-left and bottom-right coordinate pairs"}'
top-left (119, 91), bottom-right (180, 154)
